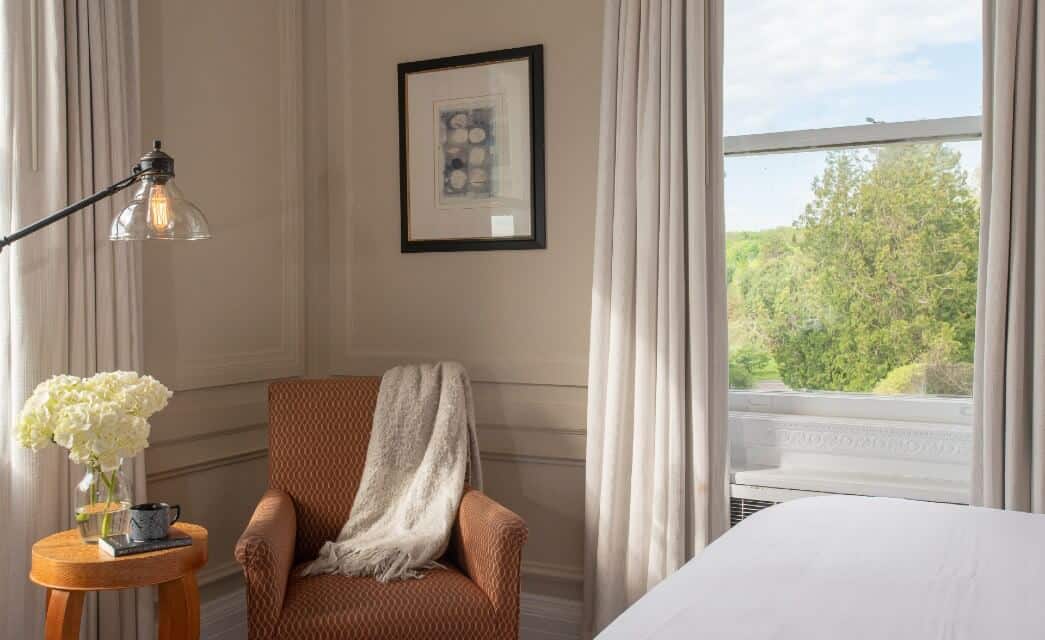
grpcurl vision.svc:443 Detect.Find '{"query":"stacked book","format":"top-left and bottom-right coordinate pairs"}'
top-left (99, 533), bottom-right (192, 557)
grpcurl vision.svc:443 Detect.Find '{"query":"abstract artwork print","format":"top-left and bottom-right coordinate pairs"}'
top-left (435, 95), bottom-right (503, 208)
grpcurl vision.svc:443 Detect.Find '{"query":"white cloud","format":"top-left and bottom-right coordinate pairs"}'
top-left (725, 0), bottom-right (981, 134)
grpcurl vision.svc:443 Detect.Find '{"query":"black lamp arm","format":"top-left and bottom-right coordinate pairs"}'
top-left (0, 171), bottom-right (145, 252)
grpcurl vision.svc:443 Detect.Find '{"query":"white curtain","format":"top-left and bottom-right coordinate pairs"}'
top-left (972, 0), bottom-right (1045, 512)
top-left (584, 0), bottom-right (728, 634)
top-left (66, 1), bottom-right (151, 637)
top-left (0, 0), bottom-right (151, 637)
top-left (0, 2), bottom-right (73, 637)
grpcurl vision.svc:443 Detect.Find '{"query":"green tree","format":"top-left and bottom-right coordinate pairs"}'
top-left (872, 330), bottom-right (974, 396)
top-left (743, 144), bottom-right (979, 392)
top-left (728, 345), bottom-right (771, 389)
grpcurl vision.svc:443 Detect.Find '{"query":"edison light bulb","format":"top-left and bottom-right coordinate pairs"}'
top-left (149, 182), bottom-right (171, 232)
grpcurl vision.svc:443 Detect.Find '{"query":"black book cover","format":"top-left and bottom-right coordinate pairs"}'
top-left (98, 532), bottom-right (192, 557)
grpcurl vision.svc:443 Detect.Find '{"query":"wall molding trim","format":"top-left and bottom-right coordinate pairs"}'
top-left (147, 448), bottom-right (268, 483)
top-left (523, 560), bottom-right (584, 585)
top-left (479, 424), bottom-right (586, 464)
top-left (151, 441), bottom-right (582, 480)
top-left (151, 421), bottom-right (267, 449)
top-left (480, 425), bottom-right (586, 436)
top-left (148, 382), bottom-right (272, 444)
top-left (172, 2), bottom-right (306, 391)
top-left (484, 451), bottom-right (584, 468)
top-left (337, 350), bottom-right (588, 388)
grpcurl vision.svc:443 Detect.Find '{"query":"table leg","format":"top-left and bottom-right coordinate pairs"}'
top-left (44, 589), bottom-right (84, 640)
top-left (158, 572), bottom-right (200, 640)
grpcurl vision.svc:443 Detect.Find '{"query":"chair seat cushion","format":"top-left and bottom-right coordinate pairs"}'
top-left (277, 563), bottom-right (499, 639)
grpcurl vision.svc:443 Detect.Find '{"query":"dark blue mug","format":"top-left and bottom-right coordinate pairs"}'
top-left (129, 502), bottom-right (181, 541)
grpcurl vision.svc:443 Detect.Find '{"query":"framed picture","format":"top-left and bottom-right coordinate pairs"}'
top-left (398, 45), bottom-right (545, 252)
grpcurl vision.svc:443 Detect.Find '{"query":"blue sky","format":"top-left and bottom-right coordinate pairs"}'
top-left (724, 0), bottom-right (982, 231)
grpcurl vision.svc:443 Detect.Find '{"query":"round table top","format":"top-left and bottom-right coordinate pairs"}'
top-left (30, 522), bottom-right (208, 591)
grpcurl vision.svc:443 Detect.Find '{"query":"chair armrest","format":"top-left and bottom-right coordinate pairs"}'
top-left (452, 487), bottom-right (528, 622)
top-left (234, 488), bottom-right (297, 640)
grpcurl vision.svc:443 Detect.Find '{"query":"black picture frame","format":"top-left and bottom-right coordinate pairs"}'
top-left (398, 45), bottom-right (546, 253)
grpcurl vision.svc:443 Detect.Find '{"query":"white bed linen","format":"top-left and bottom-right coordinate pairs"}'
top-left (598, 495), bottom-right (1045, 639)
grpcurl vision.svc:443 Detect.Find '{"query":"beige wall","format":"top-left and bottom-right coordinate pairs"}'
top-left (138, 0), bottom-right (602, 606)
top-left (138, 0), bottom-right (307, 601)
top-left (329, 0), bottom-right (603, 600)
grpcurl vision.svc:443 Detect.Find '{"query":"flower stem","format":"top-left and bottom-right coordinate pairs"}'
top-left (99, 470), bottom-right (117, 538)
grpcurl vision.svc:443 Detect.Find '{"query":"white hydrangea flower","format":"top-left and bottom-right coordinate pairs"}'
top-left (15, 403), bottom-right (54, 451)
top-left (15, 374), bottom-right (83, 451)
top-left (14, 371), bottom-right (171, 471)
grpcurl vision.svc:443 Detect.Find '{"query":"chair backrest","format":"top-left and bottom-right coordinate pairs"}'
top-left (268, 377), bottom-right (382, 562)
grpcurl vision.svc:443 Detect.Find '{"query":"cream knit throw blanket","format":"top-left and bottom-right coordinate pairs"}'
top-left (300, 362), bottom-right (483, 581)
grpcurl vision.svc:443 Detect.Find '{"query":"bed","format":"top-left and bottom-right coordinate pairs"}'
top-left (598, 495), bottom-right (1045, 639)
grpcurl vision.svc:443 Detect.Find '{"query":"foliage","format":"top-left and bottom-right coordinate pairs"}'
top-left (873, 334), bottom-right (975, 396)
top-left (872, 362), bottom-right (974, 396)
top-left (728, 345), bottom-right (772, 389)
top-left (727, 143), bottom-right (979, 394)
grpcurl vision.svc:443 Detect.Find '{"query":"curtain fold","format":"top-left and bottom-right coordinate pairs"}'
top-left (0, 0), bottom-right (149, 637)
top-left (973, 0), bottom-right (1045, 513)
top-left (0, 1), bottom-right (71, 637)
top-left (65, 1), bottom-right (150, 637)
top-left (584, 0), bottom-right (728, 633)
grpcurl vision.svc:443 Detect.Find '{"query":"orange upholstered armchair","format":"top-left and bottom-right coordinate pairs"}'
top-left (235, 378), bottom-right (528, 640)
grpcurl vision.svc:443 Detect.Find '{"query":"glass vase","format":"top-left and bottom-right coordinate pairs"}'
top-left (75, 463), bottom-right (132, 543)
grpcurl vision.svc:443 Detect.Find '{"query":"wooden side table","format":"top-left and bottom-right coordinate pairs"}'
top-left (30, 522), bottom-right (208, 640)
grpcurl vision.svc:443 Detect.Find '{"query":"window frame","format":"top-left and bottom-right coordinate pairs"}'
top-left (724, 115), bottom-right (982, 157)
top-left (723, 116), bottom-right (982, 504)
top-left (723, 113), bottom-right (983, 401)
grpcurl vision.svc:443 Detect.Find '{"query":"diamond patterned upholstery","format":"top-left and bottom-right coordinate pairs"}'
top-left (236, 489), bottom-right (297, 638)
top-left (268, 377), bottom-right (380, 561)
top-left (278, 564), bottom-right (496, 639)
top-left (236, 377), bottom-right (528, 640)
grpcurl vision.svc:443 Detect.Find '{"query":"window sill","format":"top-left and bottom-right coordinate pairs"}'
top-left (731, 466), bottom-right (968, 504)
top-left (728, 390), bottom-right (972, 504)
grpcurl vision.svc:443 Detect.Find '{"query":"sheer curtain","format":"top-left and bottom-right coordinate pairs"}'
top-left (0, 0), bottom-right (151, 637)
top-left (972, 0), bottom-right (1045, 512)
top-left (584, 0), bottom-right (729, 634)
top-left (66, 1), bottom-right (152, 637)
top-left (0, 2), bottom-right (73, 637)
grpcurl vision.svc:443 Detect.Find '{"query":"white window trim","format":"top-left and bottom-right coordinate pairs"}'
top-left (724, 115), bottom-right (982, 503)
top-left (725, 115), bottom-right (982, 156)
top-left (728, 391), bottom-right (973, 504)
top-left (728, 390), bottom-right (973, 425)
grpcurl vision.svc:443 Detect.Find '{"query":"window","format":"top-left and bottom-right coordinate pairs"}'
top-left (724, 1), bottom-right (982, 399)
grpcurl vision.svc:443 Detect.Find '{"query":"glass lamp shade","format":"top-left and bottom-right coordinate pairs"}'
top-left (109, 176), bottom-right (210, 241)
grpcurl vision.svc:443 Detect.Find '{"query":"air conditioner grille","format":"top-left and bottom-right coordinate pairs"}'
top-left (730, 497), bottom-right (778, 526)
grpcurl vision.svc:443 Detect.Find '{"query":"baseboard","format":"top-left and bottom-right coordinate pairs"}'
top-left (200, 586), bottom-right (582, 640)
